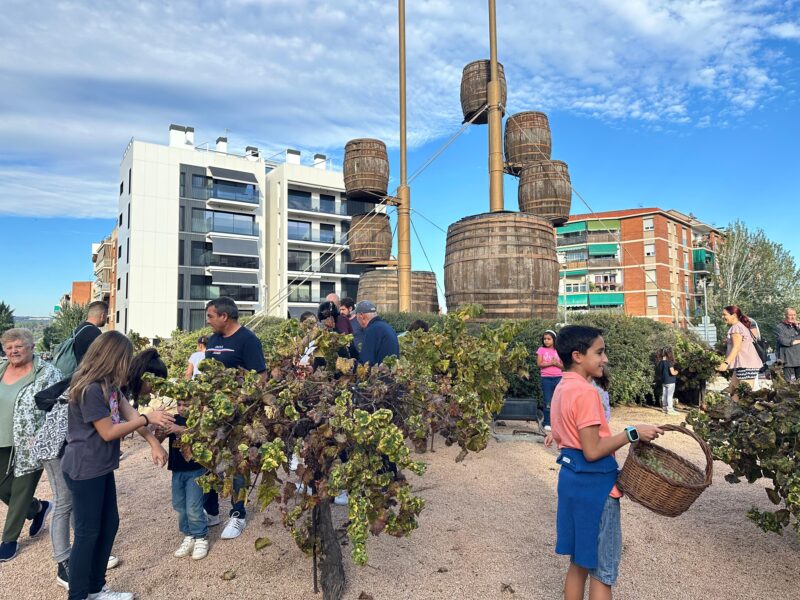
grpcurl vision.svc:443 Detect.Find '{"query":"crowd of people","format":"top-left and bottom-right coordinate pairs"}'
top-left (3, 295), bottom-right (798, 600)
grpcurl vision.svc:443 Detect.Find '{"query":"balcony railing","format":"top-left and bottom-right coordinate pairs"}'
top-left (287, 231), bottom-right (345, 244)
top-left (563, 260), bottom-right (588, 270)
top-left (192, 184), bottom-right (259, 205)
top-left (192, 213), bottom-right (258, 237)
top-left (288, 198), bottom-right (348, 216)
top-left (192, 252), bottom-right (259, 270)
top-left (190, 284), bottom-right (258, 302)
top-left (557, 233), bottom-right (587, 246)
top-left (587, 232), bottom-right (619, 243)
top-left (588, 258), bottom-right (620, 268)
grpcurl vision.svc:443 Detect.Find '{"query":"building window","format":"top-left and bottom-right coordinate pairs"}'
top-left (190, 208), bottom-right (256, 236)
top-left (647, 295), bottom-right (658, 309)
top-left (125, 274), bottom-right (128, 299)
top-left (682, 228), bottom-right (687, 246)
top-left (288, 189), bottom-right (312, 211)
top-left (128, 168), bottom-right (132, 194)
top-left (119, 181), bottom-right (123, 196)
top-left (116, 277), bottom-right (120, 291)
top-left (126, 238), bottom-right (130, 264)
top-left (189, 275), bottom-right (257, 302)
top-left (342, 280), bottom-right (359, 300)
top-left (118, 213), bottom-right (123, 227)
top-left (179, 206), bottom-right (185, 231)
top-left (683, 251), bottom-right (689, 269)
top-left (124, 308), bottom-right (127, 333)
top-left (191, 241), bottom-right (258, 269)
top-left (644, 244), bottom-right (656, 257)
top-left (645, 268), bottom-right (656, 285)
top-left (319, 281), bottom-right (336, 299)
top-left (127, 203), bottom-right (130, 227)
top-left (288, 281), bottom-right (312, 303)
top-left (180, 172), bottom-right (186, 197)
top-left (189, 309), bottom-right (206, 331)
top-left (178, 274), bottom-right (184, 300)
top-left (192, 174), bottom-right (207, 189)
top-left (178, 240), bottom-right (184, 265)
top-left (116, 310), bottom-right (120, 324)
top-left (319, 223), bottom-right (336, 244)
top-left (643, 218), bottom-right (654, 232)
top-left (319, 194), bottom-right (336, 213)
top-left (565, 250), bottom-right (587, 262)
top-left (319, 252), bottom-right (336, 273)
top-left (177, 308), bottom-right (184, 331)
top-left (288, 250), bottom-right (312, 271)
top-left (118, 244), bottom-right (122, 259)
top-left (287, 220), bottom-right (312, 241)
top-left (565, 282), bottom-right (587, 293)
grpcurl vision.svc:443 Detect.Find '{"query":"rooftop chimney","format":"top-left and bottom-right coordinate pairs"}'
top-left (313, 153), bottom-right (327, 170)
top-left (245, 146), bottom-right (260, 161)
top-left (286, 148), bottom-right (301, 165)
top-left (216, 136), bottom-right (228, 153)
top-left (168, 124), bottom-right (186, 147)
top-left (184, 127), bottom-right (195, 147)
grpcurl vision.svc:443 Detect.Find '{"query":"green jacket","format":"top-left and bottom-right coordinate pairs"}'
top-left (0, 355), bottom-right (63, 477)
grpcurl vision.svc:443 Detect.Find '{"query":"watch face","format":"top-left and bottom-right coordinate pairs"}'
top-left (627, 427), bottom-right (639, 442)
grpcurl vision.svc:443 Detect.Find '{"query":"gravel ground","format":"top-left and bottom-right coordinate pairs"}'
top-left (2, 405), bottom-right (799, 600)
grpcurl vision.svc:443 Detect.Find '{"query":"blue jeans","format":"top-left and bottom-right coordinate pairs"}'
top-left (540, 376), bottom-right (562, 427)
top-left (587, 496), bottom-right (622, 586)
top-left (172, 468), bottom-right (208, 538)
top-left (203, 473), bottom-right (246, 518)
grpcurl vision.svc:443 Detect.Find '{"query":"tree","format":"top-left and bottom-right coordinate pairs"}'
top-left (0, 301), bottom-right (14, 339)
top-left (38, 302), bottom-right (89, 352)
top-left (712, 220), bottom-right (800, 346)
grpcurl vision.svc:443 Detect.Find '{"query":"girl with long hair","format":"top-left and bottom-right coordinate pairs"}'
top-left (537, 329), bottom-right (563, 432)
top-left (717, 305), bottom-right (762, 391)
top-left (61, 332), bottom-right (174, 600)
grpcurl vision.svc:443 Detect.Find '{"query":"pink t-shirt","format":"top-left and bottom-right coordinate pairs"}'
top-left (537, 346), bottom-right (563, 378)
top-left (726, 322), bottom-right (762, 369)
top-left (551, 371), bottom-right (621, 498)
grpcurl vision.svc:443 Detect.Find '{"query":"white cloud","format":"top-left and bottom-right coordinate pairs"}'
top-left (0, 0), bottom-right (798, 217)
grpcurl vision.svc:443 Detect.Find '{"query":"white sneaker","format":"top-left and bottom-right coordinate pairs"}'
top-left (87, 585), bottom-right (134, 600)
top-left (191, 537), bottom-right (209, 560)
top-left (174, 536), bottom-right (194, 558)
top-left (106, 555), bottom-right (120, 570)
top-left (334, 491), bottom-right (349, 506)
top-left (220, 513), bottom-right (246, 539)
top-left (204, 511), bottom-right (221, 527)
top-left (295, 482), bottom-right (312, 495)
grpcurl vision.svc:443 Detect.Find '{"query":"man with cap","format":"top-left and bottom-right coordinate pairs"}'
top-left (354, 301), bottom-right (399, 366)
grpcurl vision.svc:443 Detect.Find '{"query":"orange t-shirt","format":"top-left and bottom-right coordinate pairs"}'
top-left (551, 371), bottom-right (622, 498)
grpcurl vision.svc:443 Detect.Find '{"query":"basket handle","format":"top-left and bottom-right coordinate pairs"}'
top-left (657, 424), bottom-right (713, 486)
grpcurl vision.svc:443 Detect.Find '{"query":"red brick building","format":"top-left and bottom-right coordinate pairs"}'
top-left (556, 208), bottom-right (722, 325)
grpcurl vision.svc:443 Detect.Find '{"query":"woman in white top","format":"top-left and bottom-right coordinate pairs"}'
top-left (184, 336), bottom-right (208, 380)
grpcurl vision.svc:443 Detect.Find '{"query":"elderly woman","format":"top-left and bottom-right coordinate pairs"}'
top-left (0, 327), bottom-right (63, 561)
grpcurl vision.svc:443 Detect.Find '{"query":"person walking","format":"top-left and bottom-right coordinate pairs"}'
top-left (537, 329), bottom-right (563, 432)
top-left (775, 308), bottom-right (800, 382)
top-left (0, 328), bottom-right (63, 562)
top-left (717, 305), bottom-right (762, 390)
top-left (203, 297), bottom-right (267, 540)
top-left (61, 331), bottom-right (173, 600)
top-left (354, 301), bottom-right (399, 366)
top-left (656, 347), bottom-right (679, 415)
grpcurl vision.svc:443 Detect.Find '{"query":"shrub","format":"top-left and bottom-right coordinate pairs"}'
top-left (380, 312), bottom-right (445, 333)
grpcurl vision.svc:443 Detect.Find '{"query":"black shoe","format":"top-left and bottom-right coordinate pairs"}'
top-left (29, 500), bottom-right (52, 538)
top-left (57, 560), bottom-right (69, 590)
top-left (0, 541), bottom-right (18, 562)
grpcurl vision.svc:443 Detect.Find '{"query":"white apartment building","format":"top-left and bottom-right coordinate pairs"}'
top-left (115, 125), bottom-right (379, 338)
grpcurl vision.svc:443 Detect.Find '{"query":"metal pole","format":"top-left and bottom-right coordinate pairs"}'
top-left (703, 279), bottom-right (709, 344)
top-left (397, 0), bottom-right (412, 312)
top-left (487, 0), bottom-right (504, 212)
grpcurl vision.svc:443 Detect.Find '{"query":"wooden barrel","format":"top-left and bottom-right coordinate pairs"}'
top-left (460, 60), bottom-right (507, 125)
top-left (444, 212), bottom-right (558, 320)
top-left (343, 139), bottom-right (389, 199)
top-left (504, 112), bottom-right (551, 175)
top-left (518, 160), bottom-right (572, 225)
top-left (357, 270), bottom-right (440, 314)
top-left (348, 212), bottom-right (392, 263)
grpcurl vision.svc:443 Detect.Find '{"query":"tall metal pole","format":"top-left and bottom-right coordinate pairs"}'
top-left (703, 278), bottom-right (709, 344)
top-left (397, 0), bottom-right (412, 312)
top-left (487, 0), bottom-right (504, 212)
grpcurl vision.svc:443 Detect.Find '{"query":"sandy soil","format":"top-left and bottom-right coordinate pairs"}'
top-left (2, 405), bottom-right (799, 600)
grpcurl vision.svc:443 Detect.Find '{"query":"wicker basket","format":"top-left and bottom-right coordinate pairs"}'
top-left (617, 424), bottom-right (713, 517)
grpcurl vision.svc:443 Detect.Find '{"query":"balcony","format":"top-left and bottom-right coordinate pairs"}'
top-left (192, 251), bottom-right (258, 270)
top-left (588, 257), bottom-right (620, 268)
top-left (557, 233), bottom-right (587, 246)
top-left (192, 182), bottom-right (259, 210)
top-left (287, 230), bottom-right (345, 245)
top-left (287, 197), bottom-right (349, 217)
top-left (190, 284), bottom-right (258, 303)
top-left (587, 232), bottom-right (618, 243)
top-left (563, 260), bottom-right (588, 270)
top-left (192, 212), bottom-right (258, 237)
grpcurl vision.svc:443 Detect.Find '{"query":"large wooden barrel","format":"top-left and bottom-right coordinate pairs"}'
top-left (357, 270), bottom-right (440, 314)
top-left (348, 212), bottom-right (392, 263)
top-left (460, 60), bottom-right (507, 125)
top-left (444, 212), bottom-right (558, 320)
top-left (518, 160), bottom-right (572, 225)
top-left (343, 139), bottom-right (389, 199)
top-left (504, 112), bottom-right (551, 175)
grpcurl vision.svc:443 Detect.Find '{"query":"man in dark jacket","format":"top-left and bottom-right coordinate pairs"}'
top-left (775, 308), bottom-right (800, 382)
top-left (354, 301), bottom-right (399, 366)
top-left (73, 301), bottom-right (108, 364)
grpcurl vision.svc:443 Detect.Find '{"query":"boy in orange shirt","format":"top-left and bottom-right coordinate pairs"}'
top-left (545, 325), bottom-right (662, 600)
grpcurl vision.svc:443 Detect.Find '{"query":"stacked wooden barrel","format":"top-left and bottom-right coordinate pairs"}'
top-left (343, 139), bottom-right (389, 200)
top-left (460, 60), bottom-right (507, 124)
top-left (348, 212), bottom-right (392, 262)
top-left (357, 269), bottom-right (440, 314)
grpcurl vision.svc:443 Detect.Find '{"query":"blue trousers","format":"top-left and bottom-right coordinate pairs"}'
top-left (203, 473), bottom-right (246, 518)
top-left (541, 375), bottom-right (562, 427)
top-left (172, 468), bottom-right (208, 538)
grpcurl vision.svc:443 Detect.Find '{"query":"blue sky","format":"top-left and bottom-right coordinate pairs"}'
top-left (1, 0), bottom-right (799, 316)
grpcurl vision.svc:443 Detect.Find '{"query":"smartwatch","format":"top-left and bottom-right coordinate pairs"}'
top-left (625, 426), bottom-right (639, 443)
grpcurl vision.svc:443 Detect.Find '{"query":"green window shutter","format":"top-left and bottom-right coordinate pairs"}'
top-left (587, 219), bottom-right (620, 231)
top-left (588, 243), bottom-right (619, 256)
top-left (556, 221), bottom-right (587, 234)
top-left (559, 294), bottom-right (589, 307)
top-left (589, 293), bottom-right (624, 306)
top-left (565, 269), bottom-right (588, 276)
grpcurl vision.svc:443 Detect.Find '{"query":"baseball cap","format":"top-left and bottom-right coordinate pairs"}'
top-left (354, 300), bottom-right (377, 314)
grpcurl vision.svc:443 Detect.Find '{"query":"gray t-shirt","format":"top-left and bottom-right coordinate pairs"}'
top-left (61, 382), bottom-right (121, 480)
